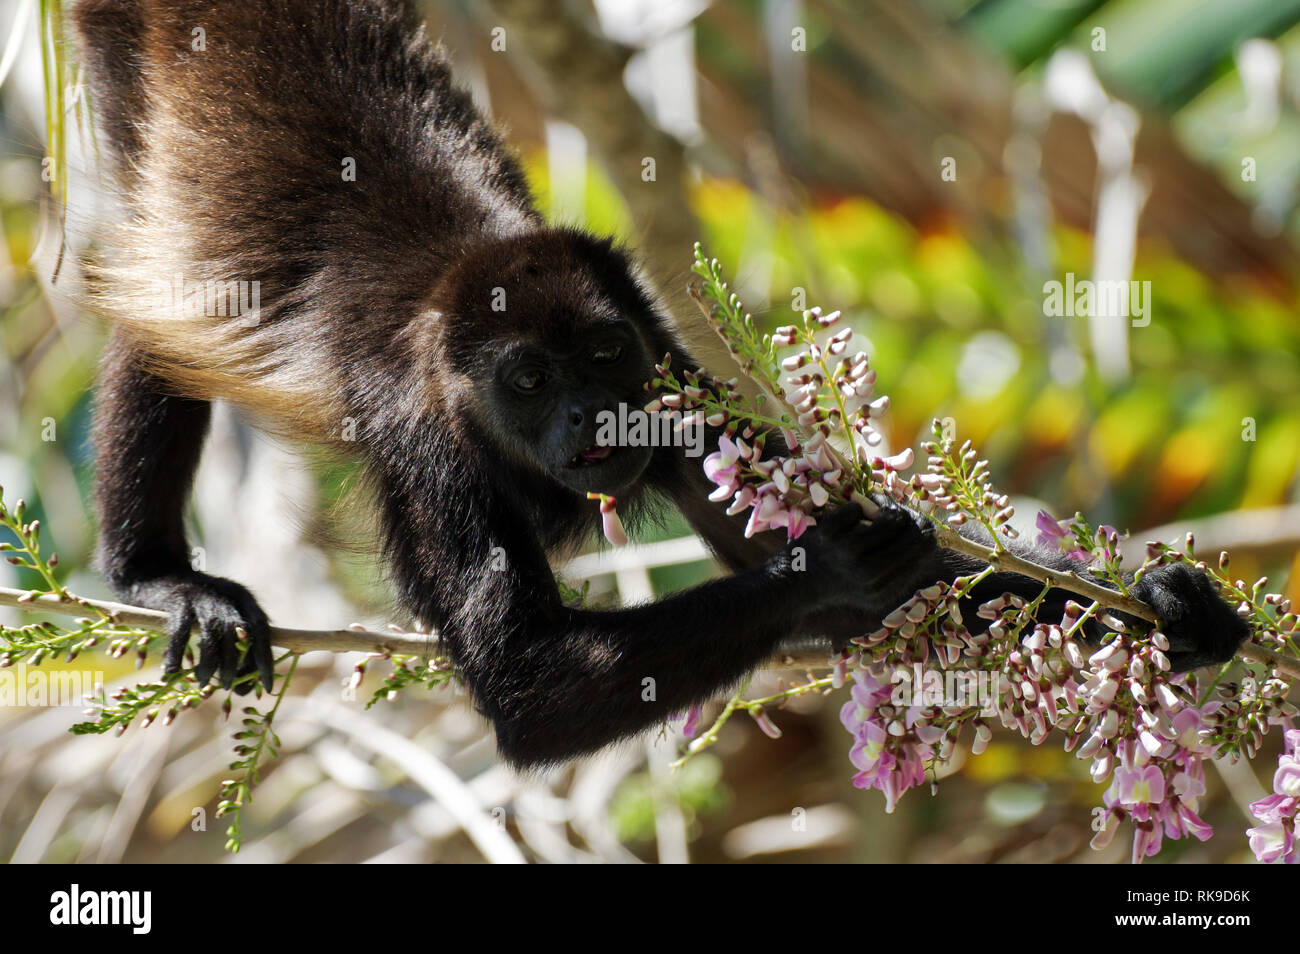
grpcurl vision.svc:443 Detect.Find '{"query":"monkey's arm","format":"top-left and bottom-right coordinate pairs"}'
top-left (93, 331), bottom-right (274, 690)
top-left (667, 437), bottom-right (1247, 671)
top-left (925, 523), bottom-right (1250, 671)
top-left (375, 448), bottom-right (928, 767)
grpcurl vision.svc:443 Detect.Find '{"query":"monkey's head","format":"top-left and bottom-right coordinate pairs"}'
top-left (431, 228), bottom-right (676, 496)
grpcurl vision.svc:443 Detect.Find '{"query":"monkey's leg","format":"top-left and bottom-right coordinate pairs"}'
top-left (92, 329), bottom-right (274, 691)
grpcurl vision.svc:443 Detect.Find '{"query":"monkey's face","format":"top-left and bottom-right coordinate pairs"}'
top-left (488, 319), bottom-right (656, 495)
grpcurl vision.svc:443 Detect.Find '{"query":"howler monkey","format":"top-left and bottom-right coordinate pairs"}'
top-left (72, 0), bottom-right (1247, 767)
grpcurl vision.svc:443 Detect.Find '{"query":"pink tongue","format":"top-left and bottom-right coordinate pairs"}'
top-left (581, 445), bottom-right (613, 462)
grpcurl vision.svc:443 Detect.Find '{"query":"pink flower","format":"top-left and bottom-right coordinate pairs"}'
top-left (851, 747), bottom-right (895, 792)
top-left (601, 508), bottom-right (627, 547)
top-left (1170, 765), bottom-right (1206, 806)
top-left (1243, 727), bottom-right (1300, 864)
top-left (871, 447), bottom-right (914, 472)
top-left (1246, 758), bottom-right (1299, 863)
top-left (1035, 510), bottom-right (1089, 561)
top-left (849, 721), bottom-right (888, 770)
top-left (803, 443), bottom-right (837, 474)
top-left (703, 435), bottom-right (742, 491)
top-left (1115, 763), bottom-right (1165, 808)
top-left (1132, 821), bottom-right (1163, 864)
top-left (725, 484), bottom-right (756, 515)
top-left (743, 487), bottom-right (802, 539)
top-left (1091, 809), bottom-right (1121, 850)
top-left (1273, 759), bottom-right (1300, 798)
top-left (587, 493), bottom-right (628, 546)
top-left (1246, 818), bottom-right (1296, 864)
top-left (785, 507), bottom-right (814, 541)
top-left (1169, 707), bottom-right (1206, 749)
top-left (1175, 803), bottom-right (1213, 842)
top-left (1251, 793), bottom-right (1297, 824)
top-left (846, 669), bottom-right (893, 714)
top-left (1035, 509), bottom-right (1067, 545)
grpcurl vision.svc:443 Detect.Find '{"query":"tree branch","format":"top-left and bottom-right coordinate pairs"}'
top-left (0, 585), bottom-right (835, 670)
top-left (683, 286), bottom-right (1300, 681)
top-left (0, 585), bottom-right (437, 656)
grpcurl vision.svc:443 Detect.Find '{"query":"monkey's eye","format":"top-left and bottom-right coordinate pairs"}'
top-left (591, 345), bottom-right (623, 365)
top-left (511, 369), bottom-right (549, 394)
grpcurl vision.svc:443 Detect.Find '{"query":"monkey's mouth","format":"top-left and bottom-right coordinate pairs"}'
top-left (568, 444), bottom-right (617, 467)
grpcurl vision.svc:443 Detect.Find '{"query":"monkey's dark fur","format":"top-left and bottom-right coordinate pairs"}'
top-left (74, 0), bottom-right (1247, 767)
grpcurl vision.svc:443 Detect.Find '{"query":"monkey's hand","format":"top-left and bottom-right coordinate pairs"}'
top-left (1128, 563), bottom-right (1249, 672)
top-left (787, 501), bottom-right (937, 612)
top-left (125, 572), bottom-right (275, 693)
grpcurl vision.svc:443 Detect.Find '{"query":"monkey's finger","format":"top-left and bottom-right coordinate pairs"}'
top-left (218, 620), bottom-right (240, 691)
top-left (232, 648), bottom-right (257, 696)
top-left (820, 501), bottom-right (864, 533)
top-left (231, 626), bottom-right (254, 696)
top-left (231, 625), bottom-right (274, 695)
top-left (236, 601), bottom-right (275, 692)
top-left (848, 491), bottom-right (883, 518)
top-left (195, 617), bottom-right (236, 689)
top-left (193, 617), bottom-right (219, 686)
top-left (162, 607), bottom-right (197, 675)
top-left (253, 623), bottom-right (275, 692)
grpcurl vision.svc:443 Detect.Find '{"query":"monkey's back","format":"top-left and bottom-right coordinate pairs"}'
top-left (74, 0), bottom-right (539, 431)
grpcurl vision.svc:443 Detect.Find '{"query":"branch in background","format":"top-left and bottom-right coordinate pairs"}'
top-left (477, 0), bottom-right (747, 393)
top-left (1122, 505), bottom-right (1300, 568)
top-left (480, 0), bottom-right (697, 278)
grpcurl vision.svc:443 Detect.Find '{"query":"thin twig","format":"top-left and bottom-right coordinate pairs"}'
top-left (0, 586), bottom-right (437, 656)
top-left (0, 585), bottom-right (833, 670)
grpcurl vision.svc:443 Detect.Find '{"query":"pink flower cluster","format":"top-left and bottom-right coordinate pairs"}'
top-left (839, 667), bottom-right (938, 812)
top-left (837, 582), bottom-right (981, 813)
top-left (664, 304), bottom-right (922, 544)
top-left (1093, 732), bottom-right (1215, 863)
top-left (702, 430), bottom-right (844, 541)
top-left (774, 309), bottom-right (890, 458)
top-left (679, 262), bottom-right (1300, 863)
top-left (835, 533), bottom-right (1294, 863)
top-left (1247, 728), bottom-right (1300, 864)
top-left (975, 595), bottom-right (1224, 863)
top-left (908, 441), bottom-right (1015, 532)
top-left (1060, 632), bottom-right (1221, 862)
